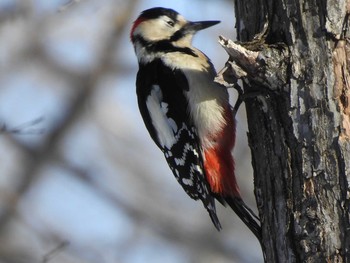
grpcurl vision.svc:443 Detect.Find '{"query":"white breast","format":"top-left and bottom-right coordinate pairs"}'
top-left (163, 49), bottom-right (229, 148)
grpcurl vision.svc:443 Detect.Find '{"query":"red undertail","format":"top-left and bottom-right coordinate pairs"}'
top-left (203, 106), bottom-right (240, 197)
top-left (203, 106), bottom-right (262, 241)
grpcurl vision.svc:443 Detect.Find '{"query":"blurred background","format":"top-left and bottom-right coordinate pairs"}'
top-left (0, 0), bottom-right (263, 262)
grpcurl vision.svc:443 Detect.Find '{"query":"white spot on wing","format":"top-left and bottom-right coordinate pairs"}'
top-left (182, 178), bottom-right (193, 186)
top-left (174, 143), bottom-right (193, 166)
top-left (160, 102), bottom-right (168, 113)
top-left (161, 102), bottom-right (178, 133)
top-left (146, 85), bottom-right (176, 148)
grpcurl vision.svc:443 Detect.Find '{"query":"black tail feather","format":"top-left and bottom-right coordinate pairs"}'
top-left (225, 196), bottom-right (262, 241)
top-left (207, 208), bottom-right (222, 231)
top-left (226, 197), bottom-right (267, 262)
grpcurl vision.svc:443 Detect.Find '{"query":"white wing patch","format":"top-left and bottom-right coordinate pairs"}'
top-left (161, 102), bottom-right (178, 133)
top-left (146, 85), bottom-right (178, 148)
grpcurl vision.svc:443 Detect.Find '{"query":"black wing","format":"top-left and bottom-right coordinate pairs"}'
top-left (136, 59), bottom-right (221, 230)
top-left (136, 59), bottom-right (188, 149)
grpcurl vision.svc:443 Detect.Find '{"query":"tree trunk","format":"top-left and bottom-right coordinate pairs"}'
top-left (217, 0), bottom-right (350, 262)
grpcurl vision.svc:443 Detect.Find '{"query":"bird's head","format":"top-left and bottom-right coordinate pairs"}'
top-left (130, 7), bottom-right (220, 52)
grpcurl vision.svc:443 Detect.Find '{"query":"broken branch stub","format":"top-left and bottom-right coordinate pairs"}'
top-left (216, 35), bottom-right (289, 92)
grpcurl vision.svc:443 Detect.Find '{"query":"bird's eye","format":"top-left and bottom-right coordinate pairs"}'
top-left (167, 20), bottom-right (175, 27)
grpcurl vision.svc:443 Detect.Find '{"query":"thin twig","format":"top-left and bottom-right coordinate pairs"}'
top-left (42, 241), bottom-right (70, 263)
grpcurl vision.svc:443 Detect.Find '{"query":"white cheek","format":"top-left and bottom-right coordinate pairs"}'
top-left (136, 20), bottom-right (173, 41)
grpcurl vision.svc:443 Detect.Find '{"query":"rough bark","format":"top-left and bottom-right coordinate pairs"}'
top-left (217, 0), bottom-right (350, 262)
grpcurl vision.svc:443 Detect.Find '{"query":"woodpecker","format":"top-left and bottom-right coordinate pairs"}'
top-left (130, 7), bottom-right (261, 240)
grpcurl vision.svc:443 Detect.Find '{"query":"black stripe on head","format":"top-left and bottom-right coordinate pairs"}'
top-left (139, 7), bottom-right (179, 21)
top-left (135, 37), bottom-right (198, 58)
top-left (169, 28), bottom-right (186, 42)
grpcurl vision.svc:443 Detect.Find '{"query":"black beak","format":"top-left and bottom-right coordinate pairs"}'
top-left (170, 20), bottom-right (220, 42)
top-left (185, 20), bottom-right (220, 33)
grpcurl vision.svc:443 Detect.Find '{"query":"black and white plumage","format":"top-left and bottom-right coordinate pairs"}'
top-left (136, 56), bottom-right (221, 228)
top-left (130, 7), bottom-right (261, 239)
